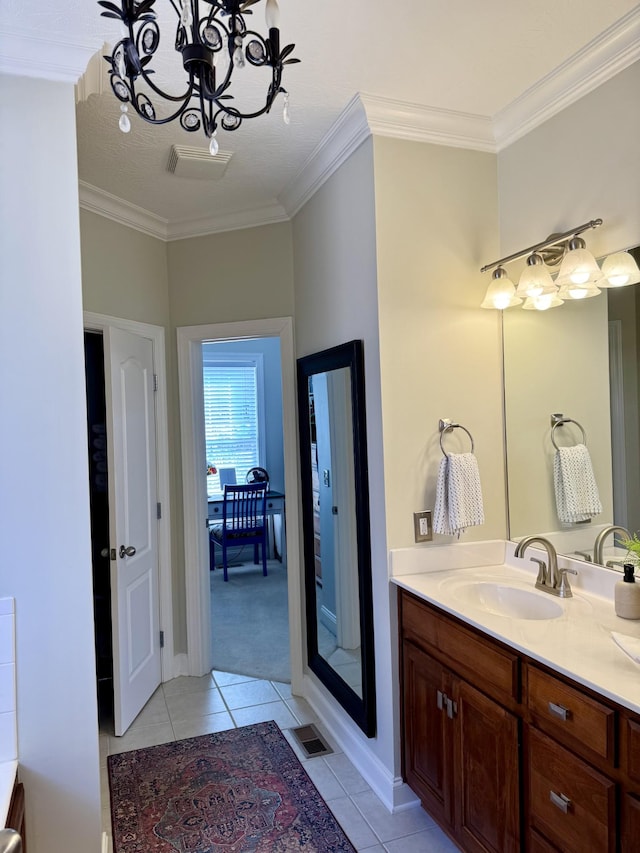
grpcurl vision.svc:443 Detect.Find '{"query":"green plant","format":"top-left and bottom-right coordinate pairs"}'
top-left (621, 532), bottom-right (640, 567)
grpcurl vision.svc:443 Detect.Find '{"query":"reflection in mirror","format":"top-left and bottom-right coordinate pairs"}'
top-left (297, 341), bottom-right (376, 736)
top-left (504, 246), bottom-right (640, 567)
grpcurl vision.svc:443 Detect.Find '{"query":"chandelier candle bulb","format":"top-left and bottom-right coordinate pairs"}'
top-left (265, 0), bottom-right (281, 30)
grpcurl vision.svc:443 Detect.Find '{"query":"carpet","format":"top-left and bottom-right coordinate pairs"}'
top-left (210, 560), bottom-right (290, 684)
top-left (108, 721), bottom-right (355, 853)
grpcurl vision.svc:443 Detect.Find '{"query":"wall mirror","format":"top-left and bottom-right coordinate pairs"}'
top-left (503, 245), bottom-right (640, 566)
top-left (297, 340), bottom-right (376, 737)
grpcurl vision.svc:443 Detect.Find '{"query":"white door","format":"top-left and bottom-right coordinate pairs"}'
top-left (104, 327), bottom-right (161, 736)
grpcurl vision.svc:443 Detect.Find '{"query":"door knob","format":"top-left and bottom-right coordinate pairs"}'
top-left (119, 545), bottom-right (136, 558)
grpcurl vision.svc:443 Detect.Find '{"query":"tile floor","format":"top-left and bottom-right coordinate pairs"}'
top-left (100, 670), bottom-right (460, 852)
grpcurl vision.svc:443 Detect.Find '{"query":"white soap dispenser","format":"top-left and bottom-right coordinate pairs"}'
top-left (614, 564), bottom-right (640, 620)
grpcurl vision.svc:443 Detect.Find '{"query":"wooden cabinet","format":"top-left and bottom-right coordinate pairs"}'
top-left (400, 594), bottom-right (520, 852)
top-left (398, 587), bottom-right (640, 853)
top-left (6, 777), bottom-right (26, 851)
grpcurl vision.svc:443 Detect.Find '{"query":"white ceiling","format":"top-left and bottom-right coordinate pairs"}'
top-left (3, 1), bottom-right (639, 238)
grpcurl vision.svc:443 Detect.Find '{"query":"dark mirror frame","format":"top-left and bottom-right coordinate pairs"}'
top-left (297, 340), bottom-right (376, 737)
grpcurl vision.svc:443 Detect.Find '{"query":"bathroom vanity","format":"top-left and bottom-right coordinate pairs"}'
top-left (392, 542), bottom-right (640, 853)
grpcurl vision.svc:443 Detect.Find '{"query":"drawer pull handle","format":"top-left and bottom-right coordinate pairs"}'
top-left (436, 690), bottom-right (444, 711)
top-left (550, 791), bottom-right (571, 814)
top-left (446, 697), bottom-right (457, 719)
top-left (548, 701), bottom-right (570, 720)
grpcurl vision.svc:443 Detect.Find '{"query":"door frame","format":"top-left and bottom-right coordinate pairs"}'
top-left (84, 311), bottom-right (174, 682)
top-left (177, 317), bottom-right (303, 691)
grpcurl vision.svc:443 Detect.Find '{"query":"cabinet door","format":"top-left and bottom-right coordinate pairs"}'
top-left (621, 793), bottom-right (640, 853)
top-left (402, 641), bottom-right (453, 825)
top-left (453, 679), bottom-right (520, 853)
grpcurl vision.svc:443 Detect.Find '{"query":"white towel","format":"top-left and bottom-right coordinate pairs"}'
top-left (611, 631), bottom-right (640, 666)
top-left (433, 452), bottom-right (485, 537)
top-left (553, 444), bottom-right (602, 524)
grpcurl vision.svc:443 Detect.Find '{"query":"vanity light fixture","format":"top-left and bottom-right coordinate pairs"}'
top-left (480, 218), bottom-right (639, 311)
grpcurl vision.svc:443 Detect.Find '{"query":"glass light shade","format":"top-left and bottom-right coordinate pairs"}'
top-left (480, 268), bottom-right (522, 310)
top-left (557, 280), bottom-right (601, 300)
top-left (555, 237), bottom-right (602, 288)
top-left (522, 293), bottom-right (564, 311)
top-left (516, 253), bottom-right (557, 297)
top-left (600, 251), bottom-right (640, 287)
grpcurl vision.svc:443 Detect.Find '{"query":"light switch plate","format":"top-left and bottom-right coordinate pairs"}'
top-left (414, 510), bottom-right (433, 542)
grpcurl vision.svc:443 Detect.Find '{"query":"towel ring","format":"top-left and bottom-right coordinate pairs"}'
top-left (439, 419), bottom-right (475, 456)
top-left (550, 417), bottom-right (587, 451)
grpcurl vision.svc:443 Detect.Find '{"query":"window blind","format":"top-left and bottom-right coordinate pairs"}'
top-left (203, 359), bottom-right (261, 497)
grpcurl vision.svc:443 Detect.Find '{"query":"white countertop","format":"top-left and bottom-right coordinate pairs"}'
top-left (391, 540), bottom-right (640, 715)
top-left (0, 761), bottom-right (17, 827)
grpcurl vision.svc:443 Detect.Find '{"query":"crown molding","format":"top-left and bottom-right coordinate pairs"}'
top-left (164, 203), bottom-right (289, 241)
top-left (494, 6), bottom-right (640, 150)
top-left (0, 28), bottom-right (100, 83)
top-left (360, 93), bottom-right (496, 152)
top-left (278, 94), bottom-right (371, 218)
top-left (79, 181), bottom-right (169, 241)
top-left (79, 181), bottom-right (288, 241)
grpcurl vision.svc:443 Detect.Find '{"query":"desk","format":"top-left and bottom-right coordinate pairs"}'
top-left (208, 491), bottom-right (286, 562)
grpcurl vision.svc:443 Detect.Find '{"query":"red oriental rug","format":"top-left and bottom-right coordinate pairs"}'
top-left (108, 720), bottom-right (356, 852)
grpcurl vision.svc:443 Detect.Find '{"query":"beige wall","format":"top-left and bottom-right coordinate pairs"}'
top-left (373, 136), bottom-right (506, 551)
top-left (166, 222), bottom-right (294, 327)
top-left (292, 139), bottom-right (397, 771)
top-left (2, 75), bottom-right (101, 853)
top-left (80, 211), bottom-right (170, 326)
top-left (498, 60), bottom-right (640, 547)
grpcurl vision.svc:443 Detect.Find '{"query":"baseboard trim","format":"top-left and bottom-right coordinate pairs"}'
top-left (171, 653), bottom-right (190, 679)
top-left (301, 674), bottom-right (420, 813)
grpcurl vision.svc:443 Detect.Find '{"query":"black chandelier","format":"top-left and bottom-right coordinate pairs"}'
top-left (98, 0), bottom-right (300, 154)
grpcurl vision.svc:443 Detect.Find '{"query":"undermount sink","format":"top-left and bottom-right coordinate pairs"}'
top-left (451, 581), bottom-right (564, 621)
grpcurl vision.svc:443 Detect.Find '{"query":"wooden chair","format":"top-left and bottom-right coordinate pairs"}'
top-left (216, 483), bottom-right (268, 581)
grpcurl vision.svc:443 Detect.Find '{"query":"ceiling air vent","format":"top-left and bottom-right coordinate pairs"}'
top-left (167, 145), bottom-right (233, 180)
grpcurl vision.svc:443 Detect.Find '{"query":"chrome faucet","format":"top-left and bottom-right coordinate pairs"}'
top-left (593, 525), bottom-right (631, 566)
top-left (514, 535), bottom-right (576, 598)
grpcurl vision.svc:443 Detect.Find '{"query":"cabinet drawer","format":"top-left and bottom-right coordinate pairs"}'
top-left (527, 665), bottom-right (615, 764)
top-left (528, 728), bottom-right (616, 853)
top-left (401, 593), bottom-right (519, 705)
top-left (622, 714), bottom-right (640, 787)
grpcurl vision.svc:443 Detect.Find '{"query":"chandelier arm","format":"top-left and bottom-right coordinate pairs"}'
top-left (127, 76), bottom-right (198, 124)
top-left (480, 219), bottom-right (603, 273)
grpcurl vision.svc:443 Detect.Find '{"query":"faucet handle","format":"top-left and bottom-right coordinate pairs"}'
top-left (557, 567), bottom-right (577, 598)
top-left (530, 558), bottom-right (547, 586)
top-left (574, 550), bottom-right (593, 562)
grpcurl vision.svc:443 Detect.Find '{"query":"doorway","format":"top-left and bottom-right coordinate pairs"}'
top-left (203, 337), bottom-right (289, 682)
top-left (83, 311), bottom-right (174, 735)
top-left (177, 317), bottom-right (303, 691)
top-left (84, 330), bottom-right (113, 725)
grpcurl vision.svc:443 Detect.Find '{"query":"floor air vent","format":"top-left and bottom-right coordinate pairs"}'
top-left (291, 724), bottom-right (333, 758)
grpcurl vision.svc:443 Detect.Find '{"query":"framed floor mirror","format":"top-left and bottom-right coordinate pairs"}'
top-left (297, 340), bottom-right (376, 737)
